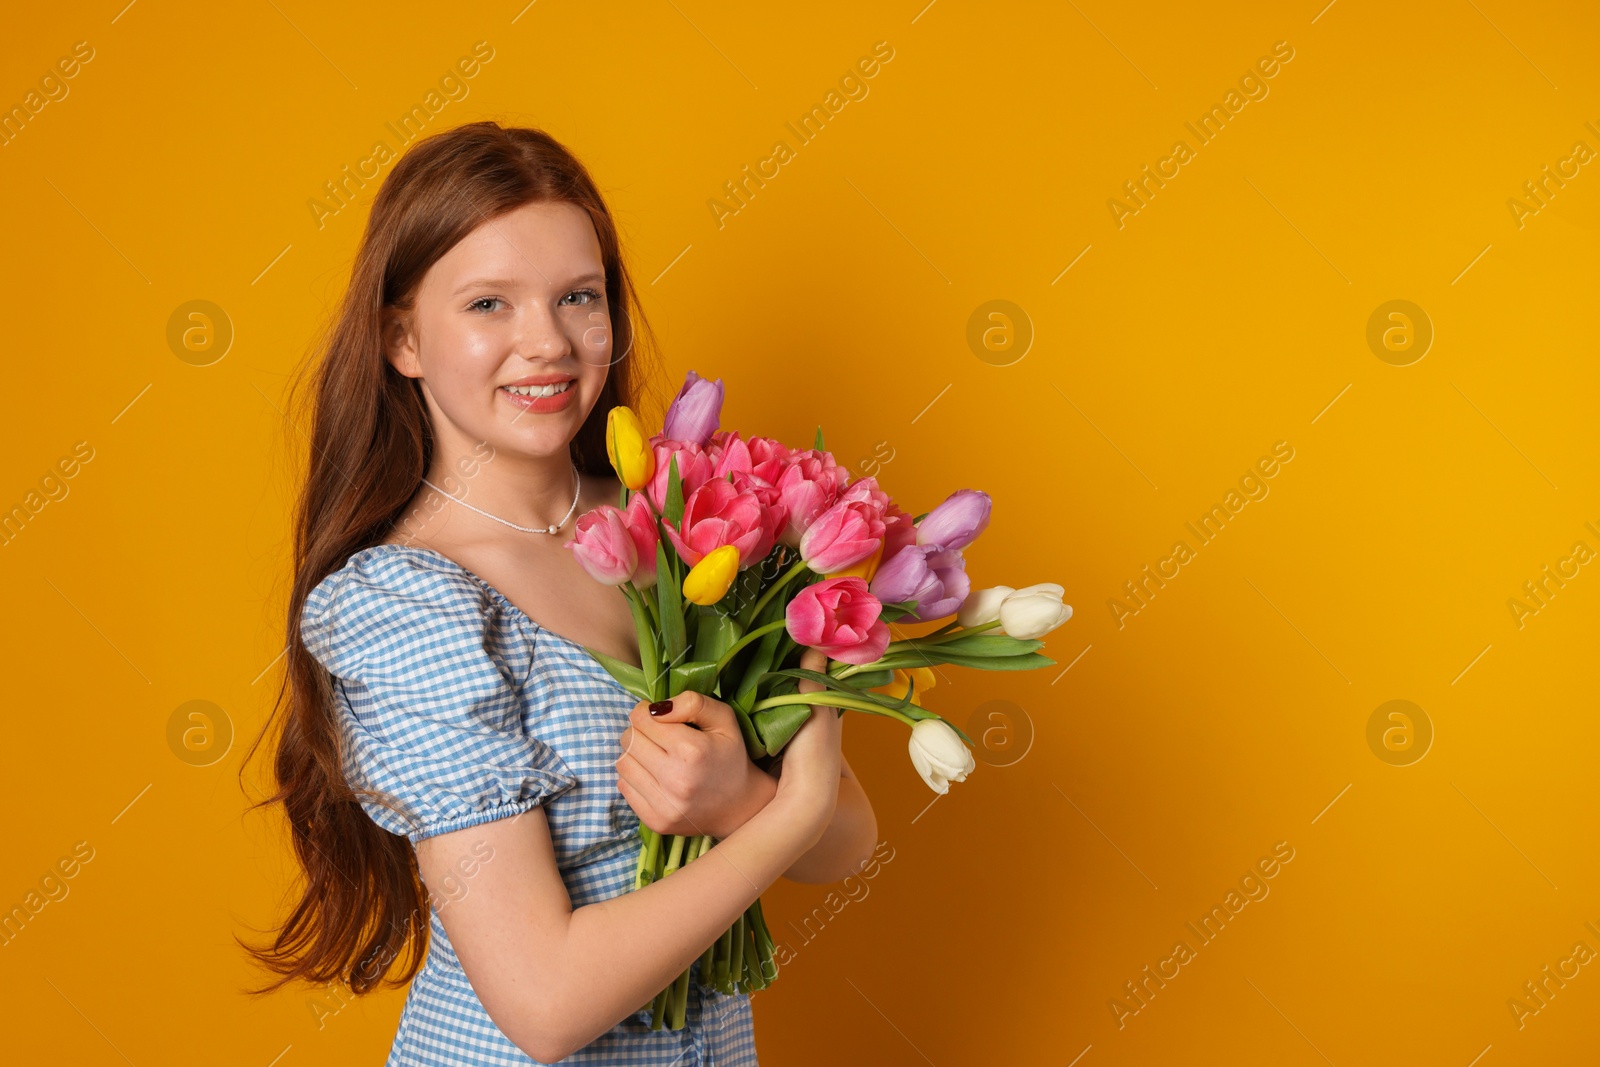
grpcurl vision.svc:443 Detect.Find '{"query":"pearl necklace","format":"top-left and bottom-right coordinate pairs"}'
top-left (420, 461), bottom-right (581, 535)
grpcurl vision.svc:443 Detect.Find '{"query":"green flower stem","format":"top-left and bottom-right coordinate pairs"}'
top-left (714, 619), bottom-right (788, 674)
top-left (739, 558), bottom-right (812, 629)
top-left (745, 900), bottom-right (775, 987)
top-left (740, 918), bottom-right (762, 992)
top-left (621, 583), bottom-right (664, 701)
top-left (714, 917), bottom-right (733, 989)
top-left (748, 918), bottom-right (769, 990)
top-left (750, 897), bottom-right (775, 961)
top-left (663, 833), bottom-right (687, 876)
top-left (669, 960), bottom-right (692, 1029)
top-left (749, 690), bottom-right (922, 727)
top-left (648, 833), bottom-right (715, 1029)
top-left (729, 912), bottom-right (746, 992)
top-left (634, 827), bottom-right (662, 890)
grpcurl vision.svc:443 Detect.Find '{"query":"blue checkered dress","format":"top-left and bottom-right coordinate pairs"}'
top-left (301, 543), bottom-right (759, 1066)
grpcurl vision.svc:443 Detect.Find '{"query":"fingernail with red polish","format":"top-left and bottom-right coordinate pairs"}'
top-left (648, 700), bottom-right (673, 716)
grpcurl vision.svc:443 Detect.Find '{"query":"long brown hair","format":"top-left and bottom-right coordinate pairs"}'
top-left (245, 121), bottom-right (662, 994)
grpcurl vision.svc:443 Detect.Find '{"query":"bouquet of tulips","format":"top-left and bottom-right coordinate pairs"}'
top-left (565, 370), bottom-right (1073, 1029)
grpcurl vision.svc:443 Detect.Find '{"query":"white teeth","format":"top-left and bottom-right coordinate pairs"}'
top-left (503, 380), bottom-right (573, 398)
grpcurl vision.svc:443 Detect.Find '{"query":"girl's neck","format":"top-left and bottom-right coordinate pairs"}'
top-left (419, 445), bottom-right (581, 538)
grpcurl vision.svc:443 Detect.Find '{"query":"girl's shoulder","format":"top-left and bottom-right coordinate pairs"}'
top-left (300, 542), bottom-right (512, 680)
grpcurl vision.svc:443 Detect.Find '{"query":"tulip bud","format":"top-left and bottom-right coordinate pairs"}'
top-left (915, 489), bottom-right (991, 550)
top-left (908, 719), bottom-right (975, 794)
top-left (662, 369), bottom-right (724, 447)
top-left (956, 585), bottom-right (1015, 628)
top-left (565, 506), bottom-right (638, 586)
top-left (605, 406), bottom-right (655, 490)
top-left (682, 544), bottom-right (741, 606)
top-left (997, 582), bottom-right (1072, 639)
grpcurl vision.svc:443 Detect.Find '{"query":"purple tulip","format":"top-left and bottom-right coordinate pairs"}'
top-left (662, 369), bottom-right (724, 446)
top-left (870, 544), bottom-right (970, 621)
top-left (869, 544), bottom-right (944, 606)
top-left (915, 489), bottom-right (991, 550)
top-left (914, 546), bottom-right (971, 620)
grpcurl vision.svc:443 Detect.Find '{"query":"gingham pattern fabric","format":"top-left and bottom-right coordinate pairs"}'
top-left (301, 544), bottom-right (759, 1067)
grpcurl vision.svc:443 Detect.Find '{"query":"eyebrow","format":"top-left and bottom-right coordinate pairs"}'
top-left (452, 271), bottom-right (605, 296)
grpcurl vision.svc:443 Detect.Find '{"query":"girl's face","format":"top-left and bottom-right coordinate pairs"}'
top-left (386, 199), bottom-right (616, 463)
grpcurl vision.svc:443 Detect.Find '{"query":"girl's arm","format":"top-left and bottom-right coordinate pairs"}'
top-left (779, 752), bottom-right (877, 884)
top-left (417, 722), bottom-right (840, 1062)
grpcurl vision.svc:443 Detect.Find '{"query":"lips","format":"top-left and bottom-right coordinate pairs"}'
top-left (500, 377), bottom-right (577, 414)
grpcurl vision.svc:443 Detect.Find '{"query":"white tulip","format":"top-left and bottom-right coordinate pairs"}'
top-left (908, 719), bottom-right (976, 794)
top-left (957, 585), bottom-right (1014, 628)
top-left (997, 582), bottom-right (1072, 640)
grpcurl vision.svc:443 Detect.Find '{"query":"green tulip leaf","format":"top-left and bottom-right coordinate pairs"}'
top-left (583, 647), bottom-right (652, 701)
top-left (907, 634), bottom-right (1044, 657)
top-left (841, 668), bottom-right (895, 689)
top-left (656, 538), bottom-right (686, 665)
top-left (752, 703), bottom-right (814, 756)
top-left (878, 599), bottom-right (921, 622)
top-left (695, 606), bottom-right (742, 665)
top-left (664, 452), bottom-right (685, 527)
top-left (669, 659), bottom-right (720, 696)
top-left (863, 650), bottom-right (1057, 672)
top-left (731, 702), bottom-right (766, 757)
top-left (731, 625), bottom-right (784, 712)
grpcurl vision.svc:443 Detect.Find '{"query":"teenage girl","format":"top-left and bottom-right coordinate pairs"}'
top-left (249, 121), bottom-right (877, 1065)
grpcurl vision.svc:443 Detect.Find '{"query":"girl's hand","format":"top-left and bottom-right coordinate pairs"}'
top-left (767, 647), bottom-right (843, 844)
top-left (615, 691), bottom-right (776, 839)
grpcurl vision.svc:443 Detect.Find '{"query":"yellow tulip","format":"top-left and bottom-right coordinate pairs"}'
top-left (605, 406), bottom-right (655, 490)
top-left (828, 540), bottom-right (884, 583)
top-left (682, 545), bottom-right (741, 606)
top-left (872, 667), bottom-right (937, 701)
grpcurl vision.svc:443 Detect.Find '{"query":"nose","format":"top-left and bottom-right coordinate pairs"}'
top-left (517, 302), bottom-right (573, 361)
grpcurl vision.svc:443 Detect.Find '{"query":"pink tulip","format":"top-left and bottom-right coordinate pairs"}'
top-left (662, 369), bottom-right (724, 446)
top-left (916, 488), bottom-right (991, 550)
top-left (661, 476), bottom-right (768, 567)
top-left (725, 472), bottom-right (787, 563)
top-left (709, 431), bottom-right (752, 480)
top-left (798, 497), bottom-right (886, 574)
top-left (786, 576), bottom-right (890, 665)
top-left (870, 544), bottom-right (970, 621)
top-left (746, 435), bottom-right (796, 485)
top-left (840, 474), bottom-right (891, 519)
top-left (565, 505), bottom-right (637, 586)
top-left (621, 492), bottom-right (660, 589)
top-left (708, 431), bottom-right (798, 496)
top-left (645, 437), bottom-right (718, 512)
top-left (776, 450), bottom-right (850, 549)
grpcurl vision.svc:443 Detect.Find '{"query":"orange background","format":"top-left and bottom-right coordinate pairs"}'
top-left (3, 2), bottom-right (1597, 1064)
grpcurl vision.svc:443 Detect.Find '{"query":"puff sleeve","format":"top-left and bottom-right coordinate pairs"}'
top-left (300, 548), bottom-right (580, 844)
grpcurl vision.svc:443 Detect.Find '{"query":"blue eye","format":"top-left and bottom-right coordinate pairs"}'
top-left (562, 288), bottom-right (603, 306)
top-left (469, 297), bottom-right (503, 313)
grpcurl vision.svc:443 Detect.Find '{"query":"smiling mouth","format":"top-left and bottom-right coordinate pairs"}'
top-left (501, 380), bottom-right (574, 398)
